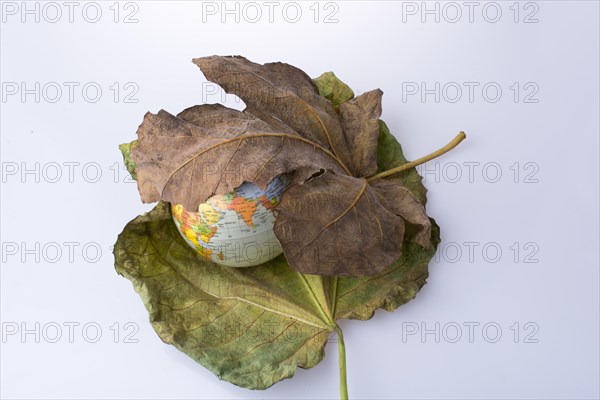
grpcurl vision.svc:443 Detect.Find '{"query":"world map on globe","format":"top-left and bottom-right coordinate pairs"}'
top-left (171, 175), bottom-right (289, 267)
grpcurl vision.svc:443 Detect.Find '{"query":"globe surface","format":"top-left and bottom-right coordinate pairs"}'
top-left (171, 175), bottom-right (288, 267)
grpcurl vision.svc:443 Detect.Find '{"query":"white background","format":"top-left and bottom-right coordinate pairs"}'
top-left (1, 1), bottom-right (599, 399)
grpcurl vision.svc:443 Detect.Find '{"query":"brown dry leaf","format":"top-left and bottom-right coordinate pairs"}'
top-left (131, 55), bottom-right (433, 277)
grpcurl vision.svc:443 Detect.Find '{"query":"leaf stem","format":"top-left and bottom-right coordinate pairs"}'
top-left (366, 131), bottom-right (466, 182)
top-left (336, 325), bottom-right (349, 400)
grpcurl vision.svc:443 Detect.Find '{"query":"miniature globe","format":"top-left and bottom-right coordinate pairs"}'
top-left (171, 175), bottom-right (289, 267)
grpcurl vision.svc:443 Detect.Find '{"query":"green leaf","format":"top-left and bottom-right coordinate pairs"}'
top-left (114, 142), bottom-right (439, 390)
top-left (313, 71), bottom-right (355, 108)
top-left (114, 69), bottom-right (441, 391)
top-left (119, 140), bottom-right (138, 180)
